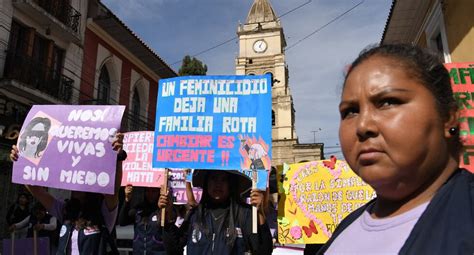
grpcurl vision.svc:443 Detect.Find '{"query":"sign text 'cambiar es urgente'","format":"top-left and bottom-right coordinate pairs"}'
top-left (152, 75), bottom-right (272, 171)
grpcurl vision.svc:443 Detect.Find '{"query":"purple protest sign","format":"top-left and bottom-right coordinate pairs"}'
top-left (169, 169), bottom-right (202, 204)
top-left (12, 105), bottom-right (125, 194)
top-left (3, 237), bottom-right (50, 254)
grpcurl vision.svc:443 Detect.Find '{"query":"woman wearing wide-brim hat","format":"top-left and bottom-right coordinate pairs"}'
top-left (159, 170), bottom-right (273, 255)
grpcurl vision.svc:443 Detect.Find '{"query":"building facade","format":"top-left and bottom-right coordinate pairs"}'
top-left (236, 0), bottom-right (323, 168)
top-left (0, 0), bottom-right (89, 237)
top-left (81, 2), bottom-right (176, 132)
top-left (0, 0), bottom-right (176, 239)
top-left (382, 0), bottom-right (474, 62)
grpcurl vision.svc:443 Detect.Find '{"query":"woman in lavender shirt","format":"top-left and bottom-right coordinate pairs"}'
top-left (11, 133), bottom-right (126, 255)
top-left (317, 44), bottom-right (474, 254)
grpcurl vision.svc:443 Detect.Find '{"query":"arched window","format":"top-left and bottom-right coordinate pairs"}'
top-left (272, 110), bottom-right (275, 126)
top-left (98, 65), bottom-right (111, 104)
top-left (131, 87), bottom-right (141, 131)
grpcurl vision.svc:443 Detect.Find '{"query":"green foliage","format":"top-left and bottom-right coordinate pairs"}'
top-left (178, 55), bottom-right (208, 76)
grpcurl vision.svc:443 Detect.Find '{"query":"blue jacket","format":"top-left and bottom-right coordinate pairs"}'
top-left (119, 201), bottom-right (165, 254)
top-left (316, 169), bottom-right (474, 254)
top-left (163, 202), bottom-right (273, 255)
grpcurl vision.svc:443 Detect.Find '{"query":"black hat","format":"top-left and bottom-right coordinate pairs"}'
top-left (192, 170), bottom-right (252, 196)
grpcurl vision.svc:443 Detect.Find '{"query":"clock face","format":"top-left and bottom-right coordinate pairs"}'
top-left (253, 40), bottom-right (267, 53)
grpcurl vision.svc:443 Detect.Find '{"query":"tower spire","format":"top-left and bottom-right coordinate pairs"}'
top-left (246, 0), bottom-right (278, 24)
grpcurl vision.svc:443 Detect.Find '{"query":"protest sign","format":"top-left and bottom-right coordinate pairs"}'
top-left (446, 62), bottom-right (474, 173)
top-left (12, 105), bottom-right (125, 194)
top-left (121, 131), bottom-right (164, 187)
top-left (152, 75), bottom-right (272, 172)
top-left (169, 169), bottom-right (202, 204)
top-left (3, 237), bottom-right (50, 255)
top-left (277, 158), bottom-right (375, 244)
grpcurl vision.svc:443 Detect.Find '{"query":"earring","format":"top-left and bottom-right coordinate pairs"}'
top-left (449, 127), bottom-right (458, 136)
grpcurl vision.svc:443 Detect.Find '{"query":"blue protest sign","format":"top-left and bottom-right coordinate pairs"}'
top-left (153, 75), bottom-right (272, 172)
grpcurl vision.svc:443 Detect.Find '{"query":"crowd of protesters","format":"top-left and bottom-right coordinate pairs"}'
top-left (5, 43), bottom-right (474, 254)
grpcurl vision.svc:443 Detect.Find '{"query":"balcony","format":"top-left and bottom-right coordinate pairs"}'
top-left (2, 52), bottom-right (74, 104)
top-left (13, 0), bottom-right (81, 43)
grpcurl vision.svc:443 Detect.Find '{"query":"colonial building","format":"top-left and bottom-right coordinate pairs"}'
top-left (236, 0), bottom-right (323, 167)
top-left (0, 0), bottom-right (176, 238)
top-left (81, 1), bottom-right (176, 132)
top-left (382, 0), bottom-right (474, 62)
top-left (0, 0), bottom-right (89, 237)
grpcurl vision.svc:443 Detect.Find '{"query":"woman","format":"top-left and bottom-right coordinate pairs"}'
top-left (118, 185), bottom-right (166, 254)
top-left (317, 44), bottom-right (474, 254)
top-left (10, 202), bottom-right (58, 253)
top-left (159, 170), bottom-right (273, 255)
top-left (6, 192), bottom-right (30, 239)
top-left (10, 133), bottom-right (126, 255)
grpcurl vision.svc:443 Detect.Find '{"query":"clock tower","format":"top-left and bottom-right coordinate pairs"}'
top-left (236, 0), bottom-right (323, 166)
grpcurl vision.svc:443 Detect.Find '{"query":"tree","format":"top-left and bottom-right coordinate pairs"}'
top-left (178, 55), bottom-right (208, 76)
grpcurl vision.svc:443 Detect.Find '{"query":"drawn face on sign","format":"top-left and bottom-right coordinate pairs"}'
top-left (18, 117), bottom-right (51, 159)
top-left (339, 55), bottom-right (456, 200)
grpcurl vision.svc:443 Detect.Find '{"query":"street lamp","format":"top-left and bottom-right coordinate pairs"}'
top-left (310, 128), bottom-right (322, 143)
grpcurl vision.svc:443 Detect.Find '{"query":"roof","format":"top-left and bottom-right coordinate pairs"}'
top-left (381, 0), bottom-right (433, 44)
top-left (94, 2), bottom-right (177, 79)
top-left (246, 0), bottom-right (278, 24)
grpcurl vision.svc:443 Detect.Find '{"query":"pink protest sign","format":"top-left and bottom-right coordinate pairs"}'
top-left (12, 105), bottom-right (125, 194)
top-left (121, 131), bottom-right (164, 187)
top-left (446, 62), bottom-right (474, 173)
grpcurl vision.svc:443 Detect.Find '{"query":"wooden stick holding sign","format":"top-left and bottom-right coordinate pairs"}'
top-left (252, 169), bottom-right (258, 234)
top-left (161, 168), bottom-right (169, 227)
top-left (33, 230), bottom-right (38, 255)
top-left (10, 232), bottom-right (14, 255)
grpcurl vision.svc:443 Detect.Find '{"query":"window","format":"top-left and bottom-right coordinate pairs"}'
top-left (272, 110), bottom-right (275, 126)
top-left (131, 87), bottom-right (141, 131)
top-left (424, 2), bottom-right (451, 62)
top-left (98, 66), bottom-right (111, 104)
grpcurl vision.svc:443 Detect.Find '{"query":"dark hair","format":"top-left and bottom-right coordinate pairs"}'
top-left (19, 117), bottom-right (51, 158)
top-left (32, 202), bottom-right (46, 213)
top-left (64, 193), bottom-right (104, 229)
top-left (344, 43), bottom-right (461, 151)
top-left (345, 44), bottom-right (455, 119)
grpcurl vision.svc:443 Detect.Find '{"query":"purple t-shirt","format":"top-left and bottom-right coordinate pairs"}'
top-left (49, 198), bottom-right (118, 233)
top-left (325, 202), bottom-right (429, 254)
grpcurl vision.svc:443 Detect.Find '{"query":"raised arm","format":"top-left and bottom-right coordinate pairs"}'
top-left (118, 185), bottom-right (135, 226)
top-left (184, 169), bottom-right (198, 208)
top-left (104, 133), bottom-right (126, 211)
top-left (10, 145), bottom-right (55, 211)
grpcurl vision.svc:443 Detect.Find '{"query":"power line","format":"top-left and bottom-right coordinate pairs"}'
top-left (167, 0), bottom-right (314, 65)
top-left (286, 0), bottom-right (365, 51)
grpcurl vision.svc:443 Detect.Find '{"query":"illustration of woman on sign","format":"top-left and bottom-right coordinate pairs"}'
top-left (18, 117), bottom-right (51, 159)
top-left (243, 143), bottom-right (267, 170)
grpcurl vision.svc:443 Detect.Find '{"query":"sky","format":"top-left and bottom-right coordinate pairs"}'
top-left (102, 0), bottom-right (393, 159)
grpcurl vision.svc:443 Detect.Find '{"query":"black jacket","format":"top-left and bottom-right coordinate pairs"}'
top-left (118, 201), bottom-right (165, 254)
top-left (56, 223), bottom-right (116, 255)
top-left (316, 169), bottom-right (474, 254)
top-left (163, 201), bottom-right (273, 255)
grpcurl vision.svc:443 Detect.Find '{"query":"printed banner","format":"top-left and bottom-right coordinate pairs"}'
top-left (277, 158), bottom-right (375, 244)
top-left (152, 75), bottom-right (272, 172)
top-left (121, 131), bottom-right (164, 187)
top-left (12, 105), bottom-right (125, 194)
top-left (446, 62), bottom-right (474, 173)
top-left (169, 169), bottom-right (202, 204)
